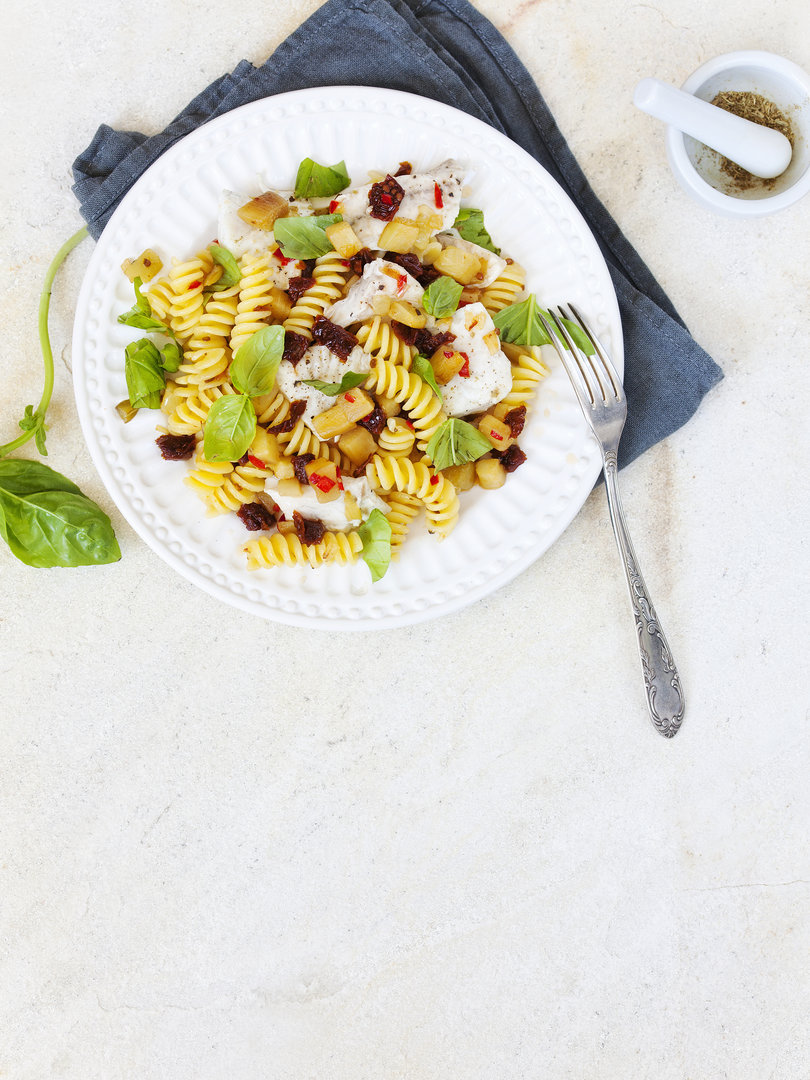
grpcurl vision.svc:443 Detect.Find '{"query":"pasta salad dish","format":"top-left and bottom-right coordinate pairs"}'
top-left (115, 156), bottom-right (567, 582)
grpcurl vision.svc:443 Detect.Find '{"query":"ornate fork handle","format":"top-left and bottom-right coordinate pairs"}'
top-left (603, 452), bottom-right (685, 737)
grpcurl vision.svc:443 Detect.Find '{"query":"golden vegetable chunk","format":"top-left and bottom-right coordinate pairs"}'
top-left (238, 191), bottom-right (289, 231)
top-left (388, 300), bottom-right (426, 329)
top-left (277, 477), bottom-right (303, 498)
top-left (305, 457), bottom-right (342, 503)
top-left (338, 387), bottom-right (375, 423)
top-left (274, 459), bottom-right (295, 480)
top-left (432, 246), bottom-right (486, 286)
top-left (475, 458), bottom-right (507, 489)
top-left (378, 219), bottom-right (419, 254)
top-left (311, 404), bottom-right (355, 441)
top-left (267, 286), bottom-right (292, 320)
top-left (249, 427), bottom-right (280, 467)
top-left (442, 462), bottom-right (476, 491)
top-left (121, 249), bottom-right (163, 283)
top-left (325, 220), bottom-right (362, 257)
top-left (343, 491), bottom-right (362, 524)
top-left (478, 414), bottom-right (515, 450)
top-left (430, 346), bottom-right (466, 385)
top-left (337, 425), bottom-right (377, 466)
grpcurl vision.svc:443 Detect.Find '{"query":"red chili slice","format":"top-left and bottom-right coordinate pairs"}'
top-left (310, 473), bottom-right (336, 493)
top-left (274, 249), bottom-right (292, 266)
top-left (489, 429), bottom-right (504, 441)
top-left (458, 356), bottom-right (471, 378)
top-left (434, 182), bottom-right (443, 209)
top-left (429, 474), bottom-right (440, 485)
top-left (328, 199), bottom-right (339, 213)
top-left (189, 280), bottom-right (201, 290)
top-left (247, 454), bottom-right (266, 470)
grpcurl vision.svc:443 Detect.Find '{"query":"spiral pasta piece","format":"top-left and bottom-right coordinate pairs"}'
top-left (244, 529), bottom-right (363, 570)
top-left (252, 390), bottom-right (291, 428)
top-left (500, 345), bottom-right (551, 408)
top-left (176, 286), bottom-right (240, 386)
top-left (168, 252), bottom-right (212, 343)
top-left (203, 463), bottom-right (269, 515)
top-left (277, 419), bottom-right (349, 469)
top-left (283, 252), bottom-right (350, 340)
top-left (480, 262), bottom-right (526, 315)
top-left (184, 451), bottom-right (233, 503)
top-left (378, 417), bottom-right (416, 458)
top-left (355, 316), bottom-right (416, 369)
top-left (384, 491), bottom-right (422, 556)
top-left (365, 453), bottom-right (458, 538)
top-left (145, 275), bottom-right (175, 324)
top-left (162, 379), bottom-right (235, 435)
top-left (363, 360), bottom-right (445, 446)
top-left (230, 254), bottom-right (275, 355)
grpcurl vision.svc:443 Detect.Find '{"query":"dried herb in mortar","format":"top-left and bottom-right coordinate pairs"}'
top-left (710, 90), bottom-right (794, 190)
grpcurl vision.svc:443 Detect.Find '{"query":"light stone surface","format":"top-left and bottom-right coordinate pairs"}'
top-left (1, 1), bottom-right (809, 1077)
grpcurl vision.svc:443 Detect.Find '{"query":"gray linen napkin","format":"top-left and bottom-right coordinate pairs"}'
top-left (72, 0), bottom-right (723, 468)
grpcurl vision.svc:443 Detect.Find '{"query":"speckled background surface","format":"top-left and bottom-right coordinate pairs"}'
top-left (1, 2), bottom-right (809, 1077)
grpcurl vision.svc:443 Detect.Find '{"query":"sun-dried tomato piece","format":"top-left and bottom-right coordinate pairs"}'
top-left (391, 322), bottom-right (455, 357)
top-left (493, 445), bottom-right (527, 473)
top-left (267, 399), bottom-right (306, 435)
top-left (237, 501), bottom-right (277, 531)
top-left (299, 259), bottom-right (317, 278)
top-left (358, 404), bottom-right (386, 438)
top-left (311, 315), bottom-right (358, 361)
top-left (368, 174), bottom-right (405, 221)
top-left (293, 510), bottom-right (326, 546)
top-left (155, 433), bottom-right (196, 460)
top-left (282, 331), bottom-right (309, 367)
top-left (504, 406), bottom-right (527, 440)
top-left (287, 276), bottom-right (315, 304)
top-left (348, 247), bottom-right (375, 277)
top-left (382, 251), bottom-right (440, 287)
top-left (394, 161), bottom-right (412, 177)
top-left (292, 453), bottom-right (315, 485)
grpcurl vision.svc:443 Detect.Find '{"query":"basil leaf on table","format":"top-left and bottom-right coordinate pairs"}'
top-left (117, 277), bottom-right (173, 335)
top-left (357, 507), bottom-right (392, 583)
top-left (422, 275), bottom-right (464, 318)
top-left (493, 294), bottom-right (594, 353)
top-left (301, 371), bottom-right (367, 397)
top-left (0, 459), bottom-right (121, 568)
top-left (411, 354), bottom-right (442, 401)
top-left (425, 418), bottom-right (492, 470)
top-left (124, 338), bottom-right (165, 409)
top-left (273, 214), bottom-right (342, 259)
top-left (229, 326), bottom-right (284, 398)
top-left (294, 158), bottom-right (350, 199)
top-left (207, 243), bottom-right (241, 291)
top-left (452, 208), bottom-right (501, 255)
top-left (203, 394), bottom-right (257, 462)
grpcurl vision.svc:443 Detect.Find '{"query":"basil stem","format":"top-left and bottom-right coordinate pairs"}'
top-left (0, 225), bottom-right (88, 460)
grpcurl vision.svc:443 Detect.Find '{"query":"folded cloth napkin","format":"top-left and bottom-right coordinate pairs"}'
top-left (72, 0), bottom-right (722, 468)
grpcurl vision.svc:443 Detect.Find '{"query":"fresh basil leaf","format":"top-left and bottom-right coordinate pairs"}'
top-left (422, 275), bottom-right (464, 318)
top-left (0, 460), bottom-right (120, 567)
top-left (207, 243), bottom-right (241, 291)
top-left (117, 277), bottom-right (173, 335)
top-left (18, 404), bottom-right (49, 455)
top-left (301, 371), bottom-right (367, 397)
top-left (124, 338), bottom-right (165, 410)
top-left (425, 418), bottom-right (492, 470)
top-left (203, 393), bottom-right (256, 462)
top-left (159, 340), bottom-right (182, 373)
top-left (273, 213), bottom-right (342, 259)
top-left (230, 325), bottom-right (284, 398)
top-left (453, 208), bottom-right (500, 255)
top-left (492, 294), bottom-right (595, 353)
top-left (357, 507), bottom-right (392, 583)
top-left (411, 354), bottom-right (442, 402)
top-left (294, 158), bottom-right (350, 199)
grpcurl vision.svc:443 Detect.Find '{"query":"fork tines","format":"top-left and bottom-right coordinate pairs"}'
top-left (541, 304), bottom-right (621, 406)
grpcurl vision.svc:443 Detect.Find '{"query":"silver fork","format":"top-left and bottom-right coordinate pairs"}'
top-left (539, 303), bottom-right (685, 738)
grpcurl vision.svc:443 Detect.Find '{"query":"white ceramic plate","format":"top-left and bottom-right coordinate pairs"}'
top-left (72, 86), bottom-right (622, 629)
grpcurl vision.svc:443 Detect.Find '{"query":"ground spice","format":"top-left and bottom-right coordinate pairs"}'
top-left (710, 90), bottom-right (794, 190)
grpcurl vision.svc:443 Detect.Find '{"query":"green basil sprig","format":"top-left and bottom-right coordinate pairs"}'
top-left (124, 339), bottom-right (165, 409)
top-left (453, 208), bottom-right (500, 254)
top-left (425, 418), bottom-right (492, 470)
top-left (493, 294), bottom-right (594, 353)
top-left (203, 394), bottom-right (257, 463)
top-left (357, 507), bottom-right (392, 582)
top-left (422, 275), bottom-right (464, 318)
top-left (117, 277), bottom-right (173, 336)
top-left (230, 326), bottom-right (284, 398)
top-left (0, 460), bottom-right (121, 568)
top-left (411, 354), bottom-right (442, 401)
top-left (158, 340), bottom-right (182, 373)
top-left (294, 158), bottom-right (350, 199)
top-left (301, 371), bottom-right (367, 397)
top-left (207, 243), bottom-right (241, 292)
top-left (273, 213), bottom-right (342, 259)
